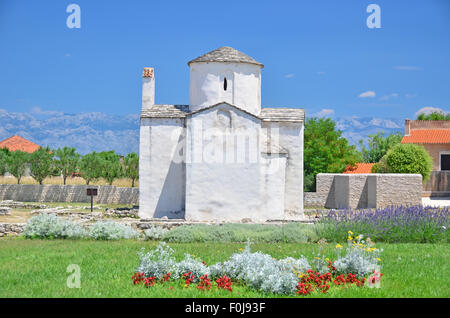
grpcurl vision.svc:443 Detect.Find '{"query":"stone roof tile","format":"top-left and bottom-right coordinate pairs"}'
top-left (141, 104), bottom-right (305, 123)
top-left (259, 108), bottom-right (305, 122)
top-left (187, 46), bottom-right (264, 68)
top-left (141, 105), bottom-right (190, 118)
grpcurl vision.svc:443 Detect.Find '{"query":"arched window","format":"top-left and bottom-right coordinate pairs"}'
top-left (224, 77), bottom-right (227, 91)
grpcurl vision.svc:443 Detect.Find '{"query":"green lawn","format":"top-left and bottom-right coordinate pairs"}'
top-left (0, 238), bottom-right (448, 298)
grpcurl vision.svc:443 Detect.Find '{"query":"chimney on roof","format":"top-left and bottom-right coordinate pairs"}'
top-left (142, 67), bottom-right (155, 110)
top-left (405, 119), bottom-right (410, 136)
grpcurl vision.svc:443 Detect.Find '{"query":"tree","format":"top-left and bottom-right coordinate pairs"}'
top-left (29, 146), bottom-right (54, 185)
top-left (123, 152), bottom-right (139, 187)
top-left (55, 147), bottom-right (80, 185)
top-left (358, 132), bottom-right (403, 163)
top-left (417, 111), bottom-right (450, 120)
top-left (98, 151), bottom-right (123, 185)
top-left (6, 150), bottom-right (30, 184)
top-left (0, 148), bottom-right (9, 176)
top-left (304, 117), bottom-right (362, 191)
top-left (79, 152), bottom-right (103, 185)
top-left (384, 143), bottom-right (433, 182)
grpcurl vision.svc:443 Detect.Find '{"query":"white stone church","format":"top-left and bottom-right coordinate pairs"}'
top-left (139, 47), bottom-right (305, 222)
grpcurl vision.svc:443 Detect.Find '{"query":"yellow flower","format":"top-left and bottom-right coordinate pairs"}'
top-left (239, 248), bottom-right (243, 251)
top-left (348, 230), bottom-right (354, 235)
top-left (348, 236), bottom-right (353, 241)
top-left (314, 257), bottom-right (320, 260)
top-left (325, 257), bottom-right (330, 261)
top-left (336, 244), bottom-right (343, 249)
top-left (377, 258), bottom-right (382, 262)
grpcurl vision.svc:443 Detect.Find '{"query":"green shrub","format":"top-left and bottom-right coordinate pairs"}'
top-left (371, 155), bottom-right (391, 173)
top-left (384, 143), bottom-right (433, 181)
top-left (161, 223), bottom-right (317, 243)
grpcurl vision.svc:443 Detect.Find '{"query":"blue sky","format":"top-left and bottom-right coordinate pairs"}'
top-left (0, 0), bottom-right (449, 119)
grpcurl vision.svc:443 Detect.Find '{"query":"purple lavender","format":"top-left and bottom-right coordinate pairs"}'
top-left (317, 206), bottom-right (449, 243)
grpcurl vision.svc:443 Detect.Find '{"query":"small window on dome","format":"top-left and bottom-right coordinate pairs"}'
top-left (224, 77), bottom-right (227, 91)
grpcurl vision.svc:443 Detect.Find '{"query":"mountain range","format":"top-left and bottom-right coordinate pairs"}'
top-left (0, 109), bottom-right (405, 155)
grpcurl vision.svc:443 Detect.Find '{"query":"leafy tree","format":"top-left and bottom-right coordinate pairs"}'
top-left (358, 132), bottom-right (403, 163)
top-left (6, 150), bottom-right (30, 184)
top-left (29, 146), bottom-right (54, 185)
top-left (384, 143), bottom-right (433, 182)
top-left (80, 152), bottom-right (103, 185)
top-left (304, 117), bottom-right (362, 191)
top-left (123, 152), bottom-right (139, 187)
top-left (55, 147), bottom-right (80, 185)
top-left (0, 148), bottom-right (9, 176)
top-left (98, 151), bottom-right (123, 185)
top-left (417, 111), bottom-right (450, 120)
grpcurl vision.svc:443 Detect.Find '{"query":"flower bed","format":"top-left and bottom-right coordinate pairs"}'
top-left (132, 233), bottom-right (383, 296)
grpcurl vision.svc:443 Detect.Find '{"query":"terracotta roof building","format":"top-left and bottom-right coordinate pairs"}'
top-left (344, 163), bottom-right (374, 174)
top-left (0, 135), bottom-right (40, 153)
top-left (401, 120), bottom-right (450, 171)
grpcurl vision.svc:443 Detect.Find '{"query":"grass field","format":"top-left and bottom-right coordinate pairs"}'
top-left (0, 238), bottom-right (448, 298)
top-left (0, 176), bottom-right (138, 188)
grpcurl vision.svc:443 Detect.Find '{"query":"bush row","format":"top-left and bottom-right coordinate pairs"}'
top-left (23, 213), bottom-right (139, 240)
top-left (0, 147), bottom-right (138, 186)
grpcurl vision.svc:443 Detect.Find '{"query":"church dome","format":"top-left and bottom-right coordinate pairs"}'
top-left (187, 46), bottom-right (264, 68)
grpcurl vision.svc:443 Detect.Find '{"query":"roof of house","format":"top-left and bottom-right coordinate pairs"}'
top-left (187, 46), bottom-right (264, 68)
top-left (343, 163), bottom-right (374, 174)
top-left (401, 129), bottom-right (450, 144)
top-left (141, 105), bottom-right (190, 118)
top-left (140, 103), bottom-right (305, 122)
top-left (0, 135), bottom-right (40, 153)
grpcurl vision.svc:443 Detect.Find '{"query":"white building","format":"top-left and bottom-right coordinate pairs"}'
top-left (139, 47), bottom-right (305, 222)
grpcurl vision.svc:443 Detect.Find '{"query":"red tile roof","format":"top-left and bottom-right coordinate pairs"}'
top-left (401, 129), bottom-right (450, 144)
top-left (343, 163), bottom-right (374, 174)
top-left (0, 135), bottom-right (40, 153)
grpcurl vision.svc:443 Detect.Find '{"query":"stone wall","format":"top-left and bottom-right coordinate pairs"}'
top-left (0, 185), bottom-right (138, 204)
top-left (304, 173), bottom-right (422, 209)
top-left (423, 171), bottom-right (450, 196)
top-left (0, 223), bottom-right (25, 237)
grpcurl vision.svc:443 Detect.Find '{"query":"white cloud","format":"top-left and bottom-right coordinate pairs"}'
top-left (315, 109), bottom-right (335, 117)
top-left (65, 53), bottom-right (71, 57)
top-left (358, 91), bottom-right (376, 98)
top-left (405, 93), bottom-right (417, 99)
top-left (284, 73), bottom-right (295, 78)
top-left (31, 106), bottom-right (64, 116)
top-left (392, 66), bottom-right (422, 71)
top-left (415, 106), bottom-right (447, 116)
top-left (379, 93), bottom-right (399, 101)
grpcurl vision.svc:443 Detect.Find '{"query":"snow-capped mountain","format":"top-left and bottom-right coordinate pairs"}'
top-left (0, 109), bottom-right (405, 154)
top-left (335, 116), bottom-right (404, 146)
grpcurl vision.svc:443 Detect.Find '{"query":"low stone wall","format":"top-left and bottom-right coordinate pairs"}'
top-left (0, 223), bottom-right (25, 237)
top-left (423, 171), bottom-right (450, 197)
top-left (0, 184), bottom-right (138, 205)
top-left (305, 173), bottom-right (423, 209)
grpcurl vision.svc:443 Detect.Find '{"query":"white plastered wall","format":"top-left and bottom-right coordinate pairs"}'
top-left (139, 117), bottom-right (186, 219)
top-left (185, 103), bottom-right (269, 222)
top-left (189, 62), bottom-right (261, 116)
top-left (262, 121), bottom-right (304, 219)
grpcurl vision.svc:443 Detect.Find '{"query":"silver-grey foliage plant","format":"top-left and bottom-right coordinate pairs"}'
top-left (137, 241), bottom-right (311, 295)
top-left (22, 213), bottom-right (87, 239)
top-left (88, 220), bottom-right (140, 240)
top-left (143, 225), bottom-right (169, 241)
